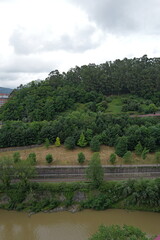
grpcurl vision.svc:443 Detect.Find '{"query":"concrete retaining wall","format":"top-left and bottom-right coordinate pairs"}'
top-left (35, 165), bottom-right (160, 180)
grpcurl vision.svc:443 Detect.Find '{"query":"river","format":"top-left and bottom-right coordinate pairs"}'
top-left (0, 209), bottom-right (159, 240)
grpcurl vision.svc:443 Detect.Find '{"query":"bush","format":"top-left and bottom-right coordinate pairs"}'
top-left (141, 148), bottom-right (149, 160)
top-left (55, 137), bottom-right (61, 147)
top-left (90, 136), bottom-right (100, 152)
top-left (123, 151), bottom-right (132, 164)
top-left (46, 154), bottom-right (53, 164)
top-left (77, 152), bottom-right (85, 164)
top-left (13, 152), bottom-right (21, 163)
top-left (77, 133), bottom-right (87, 147)
top-left (44, 138), bottom-right (50, 149)
top-left (109, 153), bottom-right (116, 165)
top-left (64, 136), bottom-right (76, 150)
top-left (27, 152), bottom-right (37, 165)
top-left (135, 142), bottom-right (143, 156)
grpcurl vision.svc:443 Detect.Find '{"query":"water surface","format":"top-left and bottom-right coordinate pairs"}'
top-left (0, 209), bottom-right (160, 240)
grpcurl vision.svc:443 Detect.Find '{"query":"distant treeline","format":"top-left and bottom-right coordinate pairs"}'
top-left (0, 55), bottom-right (160, 122)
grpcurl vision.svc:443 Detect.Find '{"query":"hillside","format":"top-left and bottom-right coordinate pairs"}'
top-left (0, 55), bottom-right (160, 122)
top-left (0, 56), bottom-right (160, 154)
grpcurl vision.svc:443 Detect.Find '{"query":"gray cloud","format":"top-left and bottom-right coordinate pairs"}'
top-left (70, 0), bottom-right (160, 35)
top-left (1, 56), bottom-right (53, 73)
top-left (10, 25), bottom-right (101, 55)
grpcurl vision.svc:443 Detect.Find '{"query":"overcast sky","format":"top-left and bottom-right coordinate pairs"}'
top-left (1, 0), bottom-right (160, 89)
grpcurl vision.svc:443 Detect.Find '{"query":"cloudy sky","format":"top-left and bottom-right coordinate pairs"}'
top-left (1, 0), bottom-right (160, 89)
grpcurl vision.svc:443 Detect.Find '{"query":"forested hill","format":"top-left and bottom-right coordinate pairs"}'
top-left (0, 55), bottom-right (160, 122)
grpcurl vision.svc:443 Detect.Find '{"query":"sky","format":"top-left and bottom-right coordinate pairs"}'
top-left (1, 0), bottom-right (160, 89)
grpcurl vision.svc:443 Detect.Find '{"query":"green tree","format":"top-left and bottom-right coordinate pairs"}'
top-left (64, 136), bottom-right (76, 150)
top-left (0, 157), bottom-right (14, 188)
top-left (44, 138), bottom-right (50, 149)
top-left (109, 153), bottom-right (116, 165)
top-left (123, 151), bottom-right (132, 164)
top-left (86, 152), bottom-right (104, 187)
top-left (115, 136), bottom-right (128, 157)
top-left (46, 154), bottom-right (53, 164)
top-left (13, 152), bottom-right (21, 163)
top-left (77, 152), bottom-right (85, 164)
top-left (77, 133), bottom-right (87, 147)
top-left (90, 136), bottom-right (100, 152)
top-left (135, 142), bottom-right (143, 156)
top-left (55, 137), bottom-right (61, 147)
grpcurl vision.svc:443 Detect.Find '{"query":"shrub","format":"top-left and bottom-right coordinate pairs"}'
top-left (64, 136), bottom-right (76, 150)
top-left (13, 152), bottom-right (21, 163)
top-left (123, 151), bottom-right (132, 164)
top-left (46, 154), bottom-right (53, 164)
top-left (77, 133), bottom-right (87, 147)
top-left (90, 136), bottom-right (100, 152)
top-left (27, 152), bottom-right (37, 165)
top-left (44, 138), bottom-right (50, 149)
top-left (77, 152), bottom-right (85, 164)
top-left (141, 148), bottom-right (149, 160)
top-left (109, 153), bottom-right (116, 165)
top-left (55, 137), bottom-right (61, 147)
top-left (135, 142), bottom-right (143, 156)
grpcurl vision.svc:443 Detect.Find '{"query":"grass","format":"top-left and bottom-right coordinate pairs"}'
top-left (0, 144), bottom-right (157, 166)
top-left (106, 96), bottom-right (123, 114)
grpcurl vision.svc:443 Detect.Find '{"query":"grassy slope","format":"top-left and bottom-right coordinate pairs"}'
top-left (106, 97), bottom-right (123, 114)
top-left (0, 145), bottom-right (156, 166)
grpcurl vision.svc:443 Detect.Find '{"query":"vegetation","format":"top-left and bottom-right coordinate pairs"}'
top-left (27, 152), bottom-right (37, 165)
top-left (55, 137), bottom-right (61, 147)
top-left (141, 148), bottom-right (149, 160)
top-left (90, 136), bottom-right (100, 152)
top-left (89, 225), bottom-right (154, 240)
top-left (44, 138), bottom-right (50, 149)
top-left (0, 177), bottom-right (160, 213)
top-left (86, 153), bottom-right (104, 187)
top-left (135, 142), bottom-right (143, 156)
top-left (115, 136), bottom-right (128, 157)
top-left (13, 152), bottom-right (21, 163)
top-left (123, 151), bottom-right (132, 164)
top-left (46, 154), bottom-right (53, 164)
top-left (0, 157), bottom-right (14, 188)
top-left (77, 133), bottom-right (87, 147)
top-left (109, 153), bottom-right (116, 165)
top-left (77, 152), bottom-right (85, 164)
top-left (155, 152), bottom-right (160, 164)
top-left (64, 136), bottom-right (76, 150)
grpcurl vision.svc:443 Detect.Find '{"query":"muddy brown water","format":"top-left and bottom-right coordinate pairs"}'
top-left (0, 209), bottom-right (159, 240)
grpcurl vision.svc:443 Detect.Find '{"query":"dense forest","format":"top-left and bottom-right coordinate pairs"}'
top-left (0, 55), bottom-right (160, 152)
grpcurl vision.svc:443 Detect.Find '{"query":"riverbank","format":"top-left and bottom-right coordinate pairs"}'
top-left (0, 178), bottom-right (160, 214)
